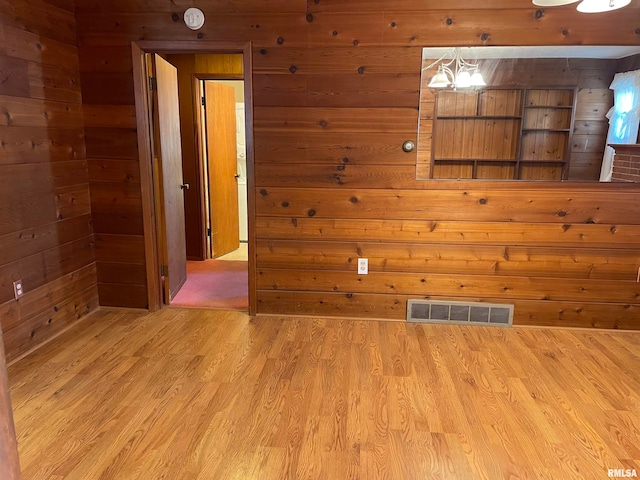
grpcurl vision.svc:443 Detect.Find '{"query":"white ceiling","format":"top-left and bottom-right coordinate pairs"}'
top-left (422, 46), bottom-right (640, 60)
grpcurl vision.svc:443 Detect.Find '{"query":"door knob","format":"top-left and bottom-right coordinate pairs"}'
top-left (180, 183), bottom-right (190, 190)
top-left (234, 174), bottom-right (240, 179)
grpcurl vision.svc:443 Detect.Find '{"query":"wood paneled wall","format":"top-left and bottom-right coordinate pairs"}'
top-left (74, 0), bottom-right (640, 328)
top-left (0, 0), bottom-right (98, 362)
top-left (618, 53), bottom-right (640, 73)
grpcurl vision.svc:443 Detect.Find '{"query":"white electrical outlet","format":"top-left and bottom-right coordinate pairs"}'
top-left (357, 258), bottom-right (368, 275)
top-left (13, 280), bottom-right (24, 299)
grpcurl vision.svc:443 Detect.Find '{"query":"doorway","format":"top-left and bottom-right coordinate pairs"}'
top-left (199, 79), bottom-right (248, 261)
top-left (171, 77), bottom-right (249, 310)
top-left (131, 41), bottom-right (256, 314)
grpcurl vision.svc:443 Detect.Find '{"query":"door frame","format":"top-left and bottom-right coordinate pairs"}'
top-left (132, 41), bottom-right (256, 314)
top-left (194, 76), bottom-right (244, 261)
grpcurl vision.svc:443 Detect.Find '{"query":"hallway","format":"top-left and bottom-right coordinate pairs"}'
top-left (171, 244), bottom-right (248, 310)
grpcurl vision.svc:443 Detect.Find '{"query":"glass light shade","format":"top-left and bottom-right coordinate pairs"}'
top-left (428, 69), bottom-right (451, 88)
top-left (455, 70), bottom-right (472, 89)
top-left (470, 71), bottom-right (486, 87)
top-left (576, 0), bottom-right (631, 12)
top-left (532, 0), bottom-right (579, 4)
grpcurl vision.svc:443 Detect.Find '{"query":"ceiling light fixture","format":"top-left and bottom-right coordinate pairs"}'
top-left (532, 0), bottom-right (631, 13)
top-left (425, 48), bottom-right (486, 90)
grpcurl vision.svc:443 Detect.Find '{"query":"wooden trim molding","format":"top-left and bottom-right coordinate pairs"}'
top-left (131, 41), bottom-right (256, 315)
top-left (0, 329), bottom-right (21, 480)
top-left (132, 42), bottom-right (162, 311)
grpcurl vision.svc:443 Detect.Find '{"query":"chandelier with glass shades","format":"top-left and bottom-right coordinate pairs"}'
top-left (425, 48), bottom-right (486, 90)
top-left (532, 0), bottom-right (631, 13)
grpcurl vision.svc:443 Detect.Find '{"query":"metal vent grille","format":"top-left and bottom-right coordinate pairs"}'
top-left (407, 300), bottom-right (513, 327)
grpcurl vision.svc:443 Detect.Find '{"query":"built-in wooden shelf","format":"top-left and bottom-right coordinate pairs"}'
top-left (438, 115), bottom-right (522, 120)
top-left (522, 128), bottom-right (571, 133)
top-left (434, 158), bottom-right (517, 162)
top-left (431, 87), bottom-right (576, 180)
top-left (525, 105), bottom-right (573, 109)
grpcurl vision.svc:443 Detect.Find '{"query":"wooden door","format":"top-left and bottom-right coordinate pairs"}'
top-left (152, 54), bottom-right (187, 301)
top-left (204, 81), bottom-right (240, 258)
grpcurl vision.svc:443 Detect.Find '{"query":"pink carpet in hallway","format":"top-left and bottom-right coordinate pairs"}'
top-left (171, 260), bottom-right (248, 310)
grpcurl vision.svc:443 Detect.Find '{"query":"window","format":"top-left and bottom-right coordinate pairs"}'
top-left (599, 69), bottom-right (640, 181)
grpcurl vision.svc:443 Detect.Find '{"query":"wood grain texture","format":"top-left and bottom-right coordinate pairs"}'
top-left (255, 216), bottom-right (640, 248)
top-left (72, 0), bottom-right (640, 326)
top-left (255, 187), bottom-right (640, 224)
top-left (0, 1), bottom-right (97, 362)
top-left (256, 240), bottom-right (640, 280)
top-left (8, 307), bottom-right (640, 478)
top-left (256, 290), bottom-right (640, 329)
top-left (0, 327), bottom-right (20, 480)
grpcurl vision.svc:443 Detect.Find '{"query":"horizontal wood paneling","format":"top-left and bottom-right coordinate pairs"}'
top-left (0, 126), bottom-right (86, 165)
top-left (77, 45), bottom-right (133, 72)
top-left (254, 107), bottom-right (418, 133)
top-left (255, 164), bottom-right (425, 189)
top-left (253, 73), bottom-right (420, 108)
top-left (0, 24), bottom-right (79, 69)
top-left (253, 46), bottom-right (423, 74)
top-left (94, 233), bottom-right (145, 264)
top-left (0, 55), bottom-right (30, 97)
top-left (0, 215), bottom-right (93, 267)
top-left (0, 264), bottom-right (98, 361)
top-left (0, 95), bottom-right (83, 128)
top-left (0, 3), bottom-right (97, 361)
top-left (96, 283), bottom-right (147, 308)
top-left (256, 291), bottom-right (640, 330)
top-left (27, 63), bottom-right (82, 103)
top-left (74, 0), bottom-right (640, 328)
top-left (0, 237), bottom-right (95, 304)
top-left (256, 187), bottom-right (640, 223)
top-left (87, 159), bottom-right (141, 184)
top-left (256, 240), bottom-right (640, 280)
top-left (96, 262), bottom-right (146, 285)
top-left (382, 10), bottom-right (640, 46)
top-left (0, 0), bottom-right (77, 45)
top-left (254, 131), bottom-right (417, 165)
top-left (258, 268), bottom-right (640, 303)
top-left (75, 0), bottom-right (307, 14)
top-left (255, 217), bottom-right (640, 248)
top-left (90, 181), bottom-right (144, 235)
top-left (79, 71), bottom-right (135, 105)
top-left (83, 105), bottom-right (137, 128)
top-left (84, 128), bottom-right (138, 159)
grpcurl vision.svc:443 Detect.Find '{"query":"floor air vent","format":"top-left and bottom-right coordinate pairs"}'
top-left (407, 300), bottom-right (513, 327)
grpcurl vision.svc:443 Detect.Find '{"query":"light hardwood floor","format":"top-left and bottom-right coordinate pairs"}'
top-left (8, 308), bottom-right (640, 479)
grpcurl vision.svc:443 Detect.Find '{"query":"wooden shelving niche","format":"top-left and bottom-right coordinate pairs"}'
top-left (431, 87), bottom-right (576, 180)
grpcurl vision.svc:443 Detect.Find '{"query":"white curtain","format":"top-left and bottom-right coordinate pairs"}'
top-left (599, 69), bottom-right (640, 181)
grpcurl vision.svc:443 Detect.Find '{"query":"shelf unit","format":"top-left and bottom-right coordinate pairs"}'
top-left (518, 89), bottom-right (576, 180)
top-left (431, 87), bottom-right (576, 180)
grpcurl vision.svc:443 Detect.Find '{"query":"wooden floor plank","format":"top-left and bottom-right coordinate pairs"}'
top-left (7, 307), bottom-right (640, 479)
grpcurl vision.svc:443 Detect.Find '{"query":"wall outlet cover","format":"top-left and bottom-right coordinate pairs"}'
top-left (358, 258), bottom-right (368, 275)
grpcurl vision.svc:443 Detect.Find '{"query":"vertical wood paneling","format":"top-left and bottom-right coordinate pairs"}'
top-left (0, 0), bottom-right (98, 362)
top-left (72, 0), bottom-right (640, 328)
